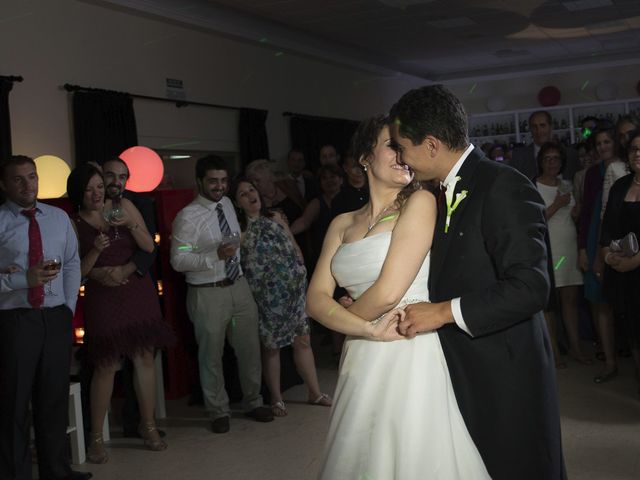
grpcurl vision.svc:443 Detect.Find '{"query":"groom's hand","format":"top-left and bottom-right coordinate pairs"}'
top-left (399, 302), bottom-right (454, 338)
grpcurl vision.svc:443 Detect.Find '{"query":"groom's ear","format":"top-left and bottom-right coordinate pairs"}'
top-left (422, 135), bottom-right (440, 158)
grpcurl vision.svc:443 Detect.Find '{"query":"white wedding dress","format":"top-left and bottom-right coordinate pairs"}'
top-left (318, 232), bottom-right (490, 480)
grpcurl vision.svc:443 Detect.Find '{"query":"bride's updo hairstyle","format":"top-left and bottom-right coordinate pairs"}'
top-left (349, 114), bottom-right (420, 209)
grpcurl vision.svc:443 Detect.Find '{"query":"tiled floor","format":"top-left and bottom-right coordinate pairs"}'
top-left (70, 344), bottom-right (640, 480)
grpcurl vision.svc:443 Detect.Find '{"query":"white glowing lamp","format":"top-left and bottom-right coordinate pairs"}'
top-left (34, 155), bottom-right (71, 199)
top-left (119, 146), bottom-right (164, 192)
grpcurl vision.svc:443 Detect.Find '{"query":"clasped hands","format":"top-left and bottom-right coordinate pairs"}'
top-left (339, 296), bottom-right (450, 342)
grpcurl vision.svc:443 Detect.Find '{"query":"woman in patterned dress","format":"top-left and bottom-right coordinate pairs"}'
top-left (230, 177), bottom-right (330, 416)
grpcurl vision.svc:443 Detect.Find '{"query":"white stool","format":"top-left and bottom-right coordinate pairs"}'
top-left (67, 382), bottom-right (85, 465)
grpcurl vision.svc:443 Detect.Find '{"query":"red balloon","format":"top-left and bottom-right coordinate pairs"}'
top-left (537, 86), bottom-right (561, 107)
top-left (119, 146), bottom-right (164, 192)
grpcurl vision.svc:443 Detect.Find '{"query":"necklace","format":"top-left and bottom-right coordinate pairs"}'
top-left (633, 176), bottom-right (640, 186)
top-left (368, 203), bottom-right (396, 231)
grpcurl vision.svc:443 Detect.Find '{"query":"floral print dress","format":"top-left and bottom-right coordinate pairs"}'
top-left (241, 216), bottom-right (310, 348)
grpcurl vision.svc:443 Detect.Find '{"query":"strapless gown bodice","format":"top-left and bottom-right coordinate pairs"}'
top-left (317, 231), bottom-right (490, 480)
top-left (331, 231), bottom-right (430, 305)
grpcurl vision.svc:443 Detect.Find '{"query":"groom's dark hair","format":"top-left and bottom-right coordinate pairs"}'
top-left (389, 85), bottom-right (468, 150)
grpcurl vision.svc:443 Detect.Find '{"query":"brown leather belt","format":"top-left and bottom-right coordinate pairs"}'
top-left (188, 276), bottom-right (242, 288)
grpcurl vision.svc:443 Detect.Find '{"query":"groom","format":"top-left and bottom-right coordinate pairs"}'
top-left (389, 86), bottom-right (565, 480)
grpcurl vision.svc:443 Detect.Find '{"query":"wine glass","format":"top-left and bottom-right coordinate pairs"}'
top-left (43, 255), bottom-right (62, 295)
top-left (103, 201), bottom-right (124, 240)
top-left (221, 232), bottom-right (241, 264)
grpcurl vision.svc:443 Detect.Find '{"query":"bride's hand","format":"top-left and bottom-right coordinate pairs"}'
top-left (367, 308), bottom-right (406, 342)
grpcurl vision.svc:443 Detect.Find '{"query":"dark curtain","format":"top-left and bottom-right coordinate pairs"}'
top-left (289, 115), bottom-right (359, 172)
top-left (238, 108), bottom-right (269, 167)
top-left (72, 90), bottom-right (138, 165)
top-left (0, 79), bottom-right (13, 163)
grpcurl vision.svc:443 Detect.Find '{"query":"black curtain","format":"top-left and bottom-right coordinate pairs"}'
top-left (0, 78), bottom-right (13, 163)
top-left (238, 108), bottom-right (269, 168)
top-left (289, 115), bottom-right (359, 171)
top-left (72, 90), bottom-right (138, 165)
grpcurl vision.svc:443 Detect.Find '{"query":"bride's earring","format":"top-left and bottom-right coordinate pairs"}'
top-left (363, 164), bottom-right (368, 172)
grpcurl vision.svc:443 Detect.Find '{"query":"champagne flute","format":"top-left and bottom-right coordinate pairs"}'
top-left (43, 255), bottom-right (62, 295)
top-left (221, 232), bottom-right (241, 264)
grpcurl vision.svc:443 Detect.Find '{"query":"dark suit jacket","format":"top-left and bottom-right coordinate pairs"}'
top-left (510, 143), bottom-right (579, 181)
top-left (431, 148), bottom-right (565, 480)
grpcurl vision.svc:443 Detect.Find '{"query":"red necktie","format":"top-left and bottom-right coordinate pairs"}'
top-left (21, 208), bottom-right (44, 308)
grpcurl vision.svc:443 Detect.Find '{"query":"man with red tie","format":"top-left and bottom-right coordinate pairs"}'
top-left (0, 155), bottom-right (89, 480)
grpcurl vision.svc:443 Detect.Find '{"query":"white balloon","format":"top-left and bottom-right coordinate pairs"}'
top-left (595, 81), bottom-right (618, 101)
top-left (486, 96), bottom-right (507, 112)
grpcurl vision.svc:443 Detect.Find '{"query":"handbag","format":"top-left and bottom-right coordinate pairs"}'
top-left (610, 232), bottom-right (639, 257)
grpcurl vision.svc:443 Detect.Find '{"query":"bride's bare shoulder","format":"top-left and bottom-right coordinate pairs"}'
top-left (326, 208), bottom-right (363, 241)
top-left (403, 189), bottom-right (436, 210)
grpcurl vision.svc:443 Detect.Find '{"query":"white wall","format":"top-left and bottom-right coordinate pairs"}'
top-left (0, 0), bottom-right (425, 168)
top-left (1, 0), bottom-right (638, 170)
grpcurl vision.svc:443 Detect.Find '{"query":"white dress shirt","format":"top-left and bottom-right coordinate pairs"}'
top-left (441, 144), bottom-right (475, 336)
top-left (170, 195), bottom-right (243, 284)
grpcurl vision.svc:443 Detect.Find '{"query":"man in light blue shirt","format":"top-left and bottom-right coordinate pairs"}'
top-left (0, 155), bottom-right (89, 480)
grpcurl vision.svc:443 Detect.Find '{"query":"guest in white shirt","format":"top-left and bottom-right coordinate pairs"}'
top-left (170, 155), bottom-right (273, 434)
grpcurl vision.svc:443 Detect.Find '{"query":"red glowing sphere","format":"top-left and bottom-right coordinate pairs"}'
top-left (537, 86), bottom-right (561, 107)
top-left (119, 146), bottom-right (164, 192)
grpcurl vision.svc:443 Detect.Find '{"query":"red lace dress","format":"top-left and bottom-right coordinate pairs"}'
top-left (75, 215), bottom-right (174, 366)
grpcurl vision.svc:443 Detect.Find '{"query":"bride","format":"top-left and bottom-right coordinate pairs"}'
top-left (306, 116), bottom-right (490, 479)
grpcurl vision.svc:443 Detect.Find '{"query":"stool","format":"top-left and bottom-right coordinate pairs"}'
top-left (67, 382), bottom-right (85, 465)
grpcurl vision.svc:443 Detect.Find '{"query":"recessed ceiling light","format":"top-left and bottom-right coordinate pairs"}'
top-left (494, 49), bottom-right (531, 58)
top-left (169, 155), bottom-right (191, 160)
top-left (377, 0), bottom-right (437, 7)
top-left (425, 17), bottom-right (475, 28)
top-left (562, 0), bottom-right (613, 12)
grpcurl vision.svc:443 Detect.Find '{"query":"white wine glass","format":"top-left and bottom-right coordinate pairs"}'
top-left (221, 232), bottom-right (241, 264)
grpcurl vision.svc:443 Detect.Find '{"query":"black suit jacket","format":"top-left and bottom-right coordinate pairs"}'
top-left (430, 148), bottom-right (565, 480)
top-left (123, 190), bottom-right (157, 277)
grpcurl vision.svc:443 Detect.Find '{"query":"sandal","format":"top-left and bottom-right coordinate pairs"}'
top-left (271, 400), bottom-right (287, 417)
top-left (87, 432), bottom-right (108, 464)
top-left (138, 422), bottom-right (168, 452)
top-left (308, 393), bottom-right (332, 407)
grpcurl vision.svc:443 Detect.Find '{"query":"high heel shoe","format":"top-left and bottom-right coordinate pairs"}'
top-left (138, 422), bottom-right (168, 451)
top-left (87, 432), bottom-right (108, 464)
top-left (593, 366), bottom-right (618, 384)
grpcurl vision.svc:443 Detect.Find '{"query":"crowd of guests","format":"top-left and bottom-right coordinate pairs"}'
top-left (1, 106), bottom-right (639, 478)
top-left (504, 110), bottom-right (640, 391)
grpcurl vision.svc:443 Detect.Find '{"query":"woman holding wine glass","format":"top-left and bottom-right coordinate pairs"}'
top-left (66, 164), bottom-right (174, 463)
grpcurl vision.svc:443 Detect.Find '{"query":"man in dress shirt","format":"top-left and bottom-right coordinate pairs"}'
top-left (0, 155), bottom-right (89, 480)
top-left (510, 110), bottom-right (578, 181)
top-left (170, 155), bottom-right (272, 433)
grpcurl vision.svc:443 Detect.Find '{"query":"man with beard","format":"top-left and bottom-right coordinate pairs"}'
top-left (84, 157), bottom-right (162, 439)
top-left (170, 155), bottom-right (272, 433)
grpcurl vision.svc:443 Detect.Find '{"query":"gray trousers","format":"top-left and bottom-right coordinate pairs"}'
top-left (186, 277), bottom-right (263, 419)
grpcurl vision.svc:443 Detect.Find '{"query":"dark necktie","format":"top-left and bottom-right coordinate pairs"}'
top-left (437, 185), bottom-right (447, 217)
top-left (215, 203), bottom-right (240, 281)
top-left (21, 208), bottom-right (44, 308)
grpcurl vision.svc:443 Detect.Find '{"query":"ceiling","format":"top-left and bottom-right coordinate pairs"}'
top-left (97, 0), bottom-right (640, 81)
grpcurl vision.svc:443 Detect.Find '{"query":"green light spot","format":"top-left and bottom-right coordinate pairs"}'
top-left (177, 245), bottom-right (192, 251)
top-left (259, 37), bottom-right (268, 43)
top-left (469, 83), bottom-right (477, 94)
top-left (580, 80), bottom-right (590, 91)
top-left (232, 317), bottom-right (237, 328)
top-left (554, 256), bottom-right (566, 270)
top-left (274, 51), bottom-right (284, 57)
